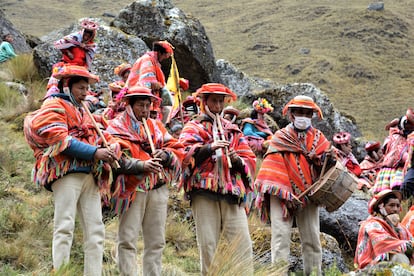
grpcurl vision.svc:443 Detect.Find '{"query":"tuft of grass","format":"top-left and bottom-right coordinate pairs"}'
top-left (4, 54), bottom-right (40, 83)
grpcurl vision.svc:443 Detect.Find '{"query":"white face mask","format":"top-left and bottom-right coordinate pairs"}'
top-left (293, 116), bottom-right (312, 130)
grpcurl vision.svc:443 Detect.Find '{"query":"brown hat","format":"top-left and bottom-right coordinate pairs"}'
top-left (368, 189), bottom-right (401, 214)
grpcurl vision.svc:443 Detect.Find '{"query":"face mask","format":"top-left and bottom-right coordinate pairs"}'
top-left (294, 116), bottom-right (312, 130)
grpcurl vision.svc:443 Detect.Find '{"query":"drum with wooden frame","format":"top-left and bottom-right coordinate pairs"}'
top-left (308, 160), bottom-right (358, 212)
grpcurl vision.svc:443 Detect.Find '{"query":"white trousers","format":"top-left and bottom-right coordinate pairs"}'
top-left (191, 194), bottom-right (253, 276)
top-left (52, 173), bottom-right (104, 276)
top-left (116, 185), bottom-right (169, 276)
top-left (270, 196), bottom-right (322, 276)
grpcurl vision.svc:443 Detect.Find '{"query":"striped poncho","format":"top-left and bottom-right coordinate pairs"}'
top-left (106, 105), bottom-right (184, 214)
top-left (23, 95), bottom-right (120, 204)
top-left (127, 51), bottom-right (165, 89)
top-left (254, 123), bottom-right (330, 222)
top-left (355, 215), bottom-right (413, 269)
top-left (179, 114), bottom-right (256, 211)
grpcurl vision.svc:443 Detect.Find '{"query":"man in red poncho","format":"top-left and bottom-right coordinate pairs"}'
top-left (179, 83), bottom-right (256, 275)
top-left (355, 189), bottom-right (414, 269)
top-left (106, 85), bottom-right (184, 275)
top-left (126, 40), bottom-right (174, 123)
top-left (23, 65), bottom-right (120, 275)
top-left (254, 95), bottom-right (331, 275)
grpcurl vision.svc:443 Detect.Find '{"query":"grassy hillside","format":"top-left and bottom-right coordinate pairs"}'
top-left (3, 0), bottom-right (414, 140)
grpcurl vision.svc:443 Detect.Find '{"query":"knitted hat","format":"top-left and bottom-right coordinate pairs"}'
top-left (368, 189), bottom-right (402, 214)
top-left (179, 78), bottom-right (190, 91)
top-left (253, 98), bottom-right (273, 114)
top-left (154, 40), bottom-right (174, 54)
top-left (282, 95), bottom-right (323, 119)
top-left (333, 132), bottom-right (351, 145)
top-left (80, 19), bottom-right (99, 30)
top-left (52, 64), bottom-right (99, 84)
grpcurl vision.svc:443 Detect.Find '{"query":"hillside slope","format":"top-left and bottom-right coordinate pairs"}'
top-left (3, 0), bottom-right (414, 140)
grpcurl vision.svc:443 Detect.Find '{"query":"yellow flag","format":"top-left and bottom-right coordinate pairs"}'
top-left (166, 55), bottom-right (182, 123)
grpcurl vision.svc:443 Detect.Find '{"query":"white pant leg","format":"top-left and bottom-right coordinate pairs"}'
top-left (296, 202), bottom-right (322, 276)
top-left (141, 185), bottom-right (169, 276)
top-left (191, 195), bottom-right (221, 276)
top-left (117, 192), bottom-right (146, 275)
top-left (221, 201), bottom-right (253, 275)
top-left (270, 196), bottom-right (293, 265)
top-left (51, 173), bottom-right (83, 270)
top-left (76, 173), bottom-right (105, 276)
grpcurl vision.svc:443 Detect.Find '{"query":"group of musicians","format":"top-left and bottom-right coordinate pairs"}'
top-left (24, 26), bottom-right (414, 275)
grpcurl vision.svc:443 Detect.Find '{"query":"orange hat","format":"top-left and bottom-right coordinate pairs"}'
top-left (80, 19), bottom-right (99, 30)
top-left (333, 132), bottom-right (351, 145)
top-left (368, 189), bottom-right (401, 214)
top-left (365, 141), bottom-right (381, 152)
top-left (194, 83), bottom-right (237, 102)
top-left (154, 40), bottom-right (174, 54)
top-left (124, 86), bottom-right (161, 102)
top-left (114, 63), bottom-right (132, 77)
top-left (52, 64), bottom-right (99, 84)
top-left (108, 81), bottom-right (123, 93)
top-left (282, 95), bottom-right (323, 119)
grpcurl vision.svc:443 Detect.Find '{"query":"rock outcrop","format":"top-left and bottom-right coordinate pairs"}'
top-left (0, 9), bottom-right (31, 53)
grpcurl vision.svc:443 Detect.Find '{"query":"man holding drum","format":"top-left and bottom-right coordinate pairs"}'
top-left (254, 95), bottom-right (332, 275)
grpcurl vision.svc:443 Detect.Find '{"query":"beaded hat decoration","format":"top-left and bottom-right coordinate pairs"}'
top-left (253, 98), bottom-right (273, 114)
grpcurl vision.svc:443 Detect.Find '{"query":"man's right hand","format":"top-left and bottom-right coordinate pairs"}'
top-left (142, 158), bottom-right (163, 173)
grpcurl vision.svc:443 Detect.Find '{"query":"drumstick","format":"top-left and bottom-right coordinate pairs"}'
top-left (215, 113), bottom-right (232, 168)
top-left (142, 117), bottom-right (164, 180)
top-left (81, 101), bottom-right (120, 168)
top-left (297, 154), bottom-right (329, 200)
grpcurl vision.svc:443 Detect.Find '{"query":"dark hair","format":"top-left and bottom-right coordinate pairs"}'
top-left (2, 33), bottom-right (12, 40)
top-left (153, 42), bottom-right (168, 54)
top-left (128, 96), bottom-right (151, 106)
top-left (375, 193), bottom-right (399, 212)
top-left (250, 109), bottom-right (258, 120)
top-left (57, 76), bottom-right (89, 93)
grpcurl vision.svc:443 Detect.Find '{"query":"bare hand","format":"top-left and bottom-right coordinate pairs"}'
top-left (228, 149), bottom-right (240, 163)
top-left (154, 149), bottom-right (168, 162)
top-left (95, 147), bottom-right (116, 163)
top-left (143, 158), bottom-right (163, 173)
top-left (211, 140), bottom-right (230, 151)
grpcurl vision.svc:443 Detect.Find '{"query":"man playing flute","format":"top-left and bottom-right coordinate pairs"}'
top-left (178, 83), bottom-right (256, 275)
top-left (106, 85), bottom-right (184, 275)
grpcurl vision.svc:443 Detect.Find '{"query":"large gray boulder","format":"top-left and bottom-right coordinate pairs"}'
top-left (216, 58), bottom-right (363, 153)
top-left (0, 10), bottom-right (32, 53)
top-left (320, 191), bottom-right (370, 256)
top-left (112, 0), bottom-right (221, 90)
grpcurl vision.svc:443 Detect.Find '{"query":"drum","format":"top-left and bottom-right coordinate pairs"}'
top-left (308, 160), bottom-right (358, 212)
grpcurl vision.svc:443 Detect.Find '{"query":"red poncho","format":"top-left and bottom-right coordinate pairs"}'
top-left (254, 124), bottom-right (330, 222)
top-left (179, 114), bottom-right (256, 211)
top-left (106, 105), bottom-right (184, 214)
top-left (355, 215), bottom-right (412, 269)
